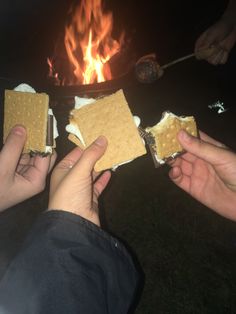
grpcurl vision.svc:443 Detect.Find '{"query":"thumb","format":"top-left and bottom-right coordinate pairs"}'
top-left (0, 125), bottom-right (27, 175)
top-left (177, 130), bottom-right (234, 165)
top-left (73, 136), bottom-right (108, 175)
top-left (194, 31), bottom-right (209, 53)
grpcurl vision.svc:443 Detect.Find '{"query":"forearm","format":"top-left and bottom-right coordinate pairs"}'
top-left (223, 0), bottom-right (236, 22)
top-left (0, 210), bottom-right (139, 314)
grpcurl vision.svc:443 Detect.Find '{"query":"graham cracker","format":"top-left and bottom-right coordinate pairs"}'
top-left (68, 89), bottom-right (147, 171)
top-left (146, 112), bottom-right (197, 161)
top-left (4, 90), bottom-right (49, 153)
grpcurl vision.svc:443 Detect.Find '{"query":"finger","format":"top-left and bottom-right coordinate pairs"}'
top-left (58, 147), bottom-right (83, 168)
top-left (31, 155), bottom-right (53, 181)
top-left (19, 153), bottom-right (31, 166)
top-left (195, 45), bottom-right (210, 60)
top-left (221, 31), bottom-right (236, 52)
top-left (94, 170), bottom-right (111, 197)
top-left (213, 50), bottom-right (224, 65)
top-left (93, 171), bottom-right (100, 181)
top-left (167, 156), bottom-right (181, 167)
top-left (0, 125), bottom-right (26, 176)
top-left (194, 32), bottom-right (209, 53)
top-left (179, 151), bottom-right (198, 164)
top-left (165, 130), bottom-right (226, 165)
top-left (49, 148), bottom-right (84, 197)
top-left (195, 44), bottom-right (217, 60)
top-left (48, 151), bottom-right (57, 173)
top-left (73, 136), bottom-right (108, 175)
top-left (194, 27), bottom-right (219, 54)
top-left (207, 49), bottom-right (224, 65)
top-left (167, 151), bottom-right (196, 166)
top-left (170, 132), bottom-right (208, 165)
top-left (53, 147), bottom-right (83, 179)
top-left (178, 159), bottom-right (193, 176)
top-left (177, 130), bottom-right (234, 165)
top-left (17, 154), bottom-right (31, 173)
top-left (168, 156), bottom-right (193, 176)
top-left (169, 165), bottom-right (182, 181)
top-left (169, 166), bottom-right (190, 191)
top-left (22, 152), bottom-right (57, 175)
top-left (92, 167), bottom-right (105, 181)
top-left (219, 50), bottom-right (228, 64)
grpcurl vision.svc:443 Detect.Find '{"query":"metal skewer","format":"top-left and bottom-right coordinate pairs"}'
top-left (161, 53), bottom-right (195, 70)
top-left (135, 46), bottom-right (218, 83)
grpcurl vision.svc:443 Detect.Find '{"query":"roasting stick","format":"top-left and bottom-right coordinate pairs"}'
top-left (135, 45), bottom-right (218, 83)
top-left (162, 45), bottom-right (218, 69)
top-left (161, 53), bottom-right (195, 70)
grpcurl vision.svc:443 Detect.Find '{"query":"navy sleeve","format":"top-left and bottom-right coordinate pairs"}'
top-left (0, 210), bottom-right (139, 314)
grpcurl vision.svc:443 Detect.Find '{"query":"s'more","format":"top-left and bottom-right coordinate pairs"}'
top-left (3, 84), bottom-right (58, 155)
top-left (66, 89), bottom-right (147, 171)
top-left (145, 111), bottom-right (198, 165)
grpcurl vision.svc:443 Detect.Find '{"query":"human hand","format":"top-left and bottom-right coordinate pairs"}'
top-left (169, 130), bottom-right (236, 221)
top-left (195, 17), bottom-right (236, 65)
top-left (0, 125), bottom-right (57, 211)
top-left (48, 136), bottom-right (111, 226)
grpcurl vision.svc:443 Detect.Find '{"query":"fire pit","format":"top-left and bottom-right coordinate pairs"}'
top-left (44, 70), bottom-right (135, 100)
top-left (43, 0), bottom-right (137, 103)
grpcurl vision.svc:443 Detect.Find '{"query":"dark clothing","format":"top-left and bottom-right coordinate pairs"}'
top-left (0, 211), bottom-right (139, 314)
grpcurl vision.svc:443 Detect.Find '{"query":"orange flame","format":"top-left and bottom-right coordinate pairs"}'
top-left (47, 57), bottom-right (60, 85)
top-left (63, 0), bottom-right (124, 85)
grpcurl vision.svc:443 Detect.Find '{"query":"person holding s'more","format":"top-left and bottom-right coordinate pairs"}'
top-left (0, 127), bottom-right (139, 314)
top-left (169, 129), bottom-right (236, 221)
top-left (0, 124), bottom-right (56, 211)
top-left (1, 123), bottom-right (236, 314)
top-left (0, 87), bottom-right (236, 313)
top-left (0, 87), bottom-right (139, 314)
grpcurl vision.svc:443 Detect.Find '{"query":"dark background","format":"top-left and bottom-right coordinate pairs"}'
top-left (1, 1), bottom-right (236, 313)
top-left (0, 0), bottom-right (229, 81)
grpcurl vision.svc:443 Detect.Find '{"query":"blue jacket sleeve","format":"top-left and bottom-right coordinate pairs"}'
top-left (0, 210), bottom-right (139, 314)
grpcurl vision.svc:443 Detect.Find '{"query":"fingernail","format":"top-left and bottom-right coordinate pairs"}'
top-left (178, 130), bottom-right (191, 143)
top-left (95, 136), bottom-right (107, 147)
top-left (12, 125), bottom-right (26, 136)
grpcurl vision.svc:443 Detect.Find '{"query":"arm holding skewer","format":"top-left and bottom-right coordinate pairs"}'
top-left (194, 0), bottom-right (236, 65)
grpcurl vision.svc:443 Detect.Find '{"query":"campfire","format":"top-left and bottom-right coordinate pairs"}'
top-left (47, 0), bottom-right (131, 87)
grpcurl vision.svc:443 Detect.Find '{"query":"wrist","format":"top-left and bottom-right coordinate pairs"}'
top-left (222, 11), bottom-right (236, 26)
top-left (47, 208), bottom-right (101, 227)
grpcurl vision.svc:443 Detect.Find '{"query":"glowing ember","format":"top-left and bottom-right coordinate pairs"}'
top-left (48, 0), bottom-right (124, 85)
